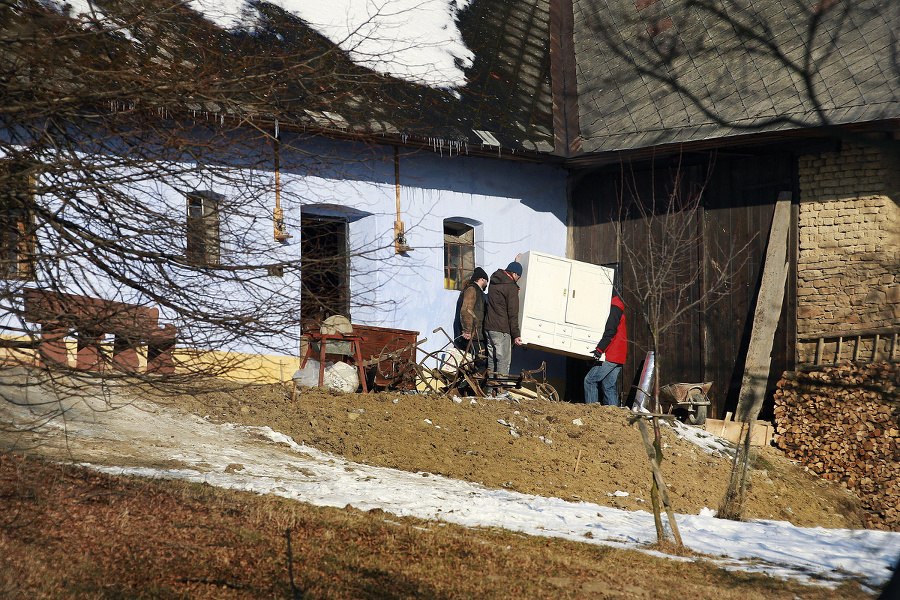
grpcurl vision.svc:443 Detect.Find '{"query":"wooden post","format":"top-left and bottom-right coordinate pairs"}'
top-left (631, 414), bottom-right (683, 550)
top-left (735, 193), bottom-right (791, 423)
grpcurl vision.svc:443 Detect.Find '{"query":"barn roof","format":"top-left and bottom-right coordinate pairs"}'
top-left (571, 0), bottom-right (900, 156)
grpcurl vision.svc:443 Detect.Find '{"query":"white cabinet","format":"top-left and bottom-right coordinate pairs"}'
top-left (516, 251), bottom-right (614, 358)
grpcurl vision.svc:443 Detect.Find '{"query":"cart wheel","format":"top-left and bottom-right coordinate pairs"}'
top-left (536, 383), bottom-right (559, 402)
top-left (689, 405), bottom-right (707, 426)
top-left (418, 350), bottom-right (461, 392)
top-left (377, 337), bottom-right (413, 382)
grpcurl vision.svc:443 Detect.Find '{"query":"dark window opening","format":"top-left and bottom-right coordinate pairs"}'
top-left (0, 166), bottom-right (35, 281)
top-left (186, 191), bottom-right (220, 266)
top-left (301, 214), bottom-right (349, 325)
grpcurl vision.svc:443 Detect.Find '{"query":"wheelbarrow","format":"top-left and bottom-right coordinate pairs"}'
top-left (658, 382), bottom-right (711, 425)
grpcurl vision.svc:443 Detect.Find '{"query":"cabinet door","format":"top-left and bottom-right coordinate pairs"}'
top-left (565, 263), bottom-right (614, 329)
top-left (522, 254), bottom-right (571, 323)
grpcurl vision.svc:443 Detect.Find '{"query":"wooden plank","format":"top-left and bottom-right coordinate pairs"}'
top-left (704, 419), bottom-right (773, 447)
top-left (735, 193), bottom-right (791, 422)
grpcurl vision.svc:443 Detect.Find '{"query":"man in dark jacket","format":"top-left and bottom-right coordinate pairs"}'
top-left (484, 261), bottom-right (523, 377)
top-left (454, 267), bottom-right (489, 373)
top-left (584, 294), bottom-right (627, 405)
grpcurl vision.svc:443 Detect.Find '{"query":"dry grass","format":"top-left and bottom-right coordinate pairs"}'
top-left (0, 452), bottom-right (876, 599)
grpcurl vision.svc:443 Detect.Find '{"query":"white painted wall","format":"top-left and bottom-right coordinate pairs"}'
top-left (273, 138), bottom-right (569, 370)
top-left (4, 133), bottom-right (569, 377)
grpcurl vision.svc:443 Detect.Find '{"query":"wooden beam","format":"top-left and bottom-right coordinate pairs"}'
top-left (735, 192), bottom-right (791, 422)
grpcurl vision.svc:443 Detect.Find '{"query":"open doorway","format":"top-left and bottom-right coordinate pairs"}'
top-left (300, 214), bottom-right (349, 325)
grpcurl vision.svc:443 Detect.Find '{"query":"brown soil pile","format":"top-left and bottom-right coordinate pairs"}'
top-left (159, 383), bottom-right (866, 529)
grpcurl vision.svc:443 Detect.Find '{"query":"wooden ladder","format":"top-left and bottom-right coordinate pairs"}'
top-left (799, 327), bottom-right (900, 366)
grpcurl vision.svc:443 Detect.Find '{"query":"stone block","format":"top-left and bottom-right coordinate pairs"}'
top-left (798, 304), bottom-right (824, 318)
top-left (866, 289), bottom-right (888, 305)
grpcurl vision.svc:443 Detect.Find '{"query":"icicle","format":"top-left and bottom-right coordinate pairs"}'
top-left (275, 118), bottom-right (279, 139)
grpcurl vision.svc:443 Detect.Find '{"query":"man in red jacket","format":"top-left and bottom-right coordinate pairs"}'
top-left (584, 295), bottom-right (627, 405)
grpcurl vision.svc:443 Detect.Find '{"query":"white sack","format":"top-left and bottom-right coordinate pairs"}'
top-left (324, 361), bottom-right (359, 393)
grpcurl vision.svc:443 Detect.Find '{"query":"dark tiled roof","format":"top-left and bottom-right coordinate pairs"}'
top-left (6, 0), bottom-right (555, 156)
top-left (452, 0), bottom-right (556, 153)
top-left (572, 0), bottom-right (900, 153)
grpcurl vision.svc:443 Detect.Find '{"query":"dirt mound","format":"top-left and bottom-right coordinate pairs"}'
top-left (159, 383), bottom-right (866, 529)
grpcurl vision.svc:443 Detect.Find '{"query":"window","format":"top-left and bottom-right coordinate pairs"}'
top-left (0, 165), bottom-right (35, 281)
top-left (443, 220), bottom-right (475, 290)
top-left (186, 191), bottom-right (220, 266)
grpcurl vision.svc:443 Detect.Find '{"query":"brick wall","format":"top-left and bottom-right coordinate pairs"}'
top-left (797, 142), bottom-right (900, 362)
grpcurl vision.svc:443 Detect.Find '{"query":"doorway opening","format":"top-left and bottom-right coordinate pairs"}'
top-left (300, 214), bottom-right (349, 325)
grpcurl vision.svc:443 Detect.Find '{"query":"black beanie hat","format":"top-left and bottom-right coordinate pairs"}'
top-left (472, 267), bottom-right (488, 281)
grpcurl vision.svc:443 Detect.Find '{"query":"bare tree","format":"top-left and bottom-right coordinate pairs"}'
top-left (613, 155), bottom-right (754, 413)
top-left (0, 0), bottom-right (453, 417)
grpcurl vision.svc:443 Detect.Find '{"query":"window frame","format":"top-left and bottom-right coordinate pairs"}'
top-left (443, 219), bottom-right (476, 291)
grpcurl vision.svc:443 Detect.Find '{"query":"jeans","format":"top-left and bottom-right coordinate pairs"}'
top-left (584, 361), bottom-right (622, 406)
top-left (485, 330), bottom-right (512, 376)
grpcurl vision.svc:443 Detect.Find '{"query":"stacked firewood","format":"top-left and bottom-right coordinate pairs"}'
top-left (773, 362), bottom-right (900, 530)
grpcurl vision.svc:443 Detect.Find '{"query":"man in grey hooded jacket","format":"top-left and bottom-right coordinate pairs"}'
top-left (483, 261), bottom-right (523, 377)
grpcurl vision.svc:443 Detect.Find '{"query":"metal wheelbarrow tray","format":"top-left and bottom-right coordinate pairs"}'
top-left (658, 382), bottom-right (712, 425)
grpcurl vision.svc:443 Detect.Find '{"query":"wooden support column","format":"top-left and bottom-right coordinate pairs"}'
top-left (735, 192), bottom-right (791, 423)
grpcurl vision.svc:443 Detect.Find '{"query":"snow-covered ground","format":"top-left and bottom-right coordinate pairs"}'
top-left (2, 381), bottom-right (898, 592)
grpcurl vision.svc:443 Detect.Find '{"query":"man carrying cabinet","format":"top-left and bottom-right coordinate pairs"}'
top-left (484, 260), bottom-right (523, 377)
top-left (584, 294), bottom-right (627, 406)
top-left (456, 267), bottom-right (489, 374)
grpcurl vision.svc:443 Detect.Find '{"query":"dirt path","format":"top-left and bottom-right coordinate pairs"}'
top-left (150, 382), bottom-right (866, 529)
top-left (0, 366), bottom-right (866, 529)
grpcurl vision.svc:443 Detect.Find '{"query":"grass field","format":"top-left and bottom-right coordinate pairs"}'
top-left (0, 453), bottom-right (876, 599)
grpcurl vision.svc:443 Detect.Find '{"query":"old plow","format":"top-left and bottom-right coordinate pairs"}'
top-left (360, 327), bottom-right (558, 401)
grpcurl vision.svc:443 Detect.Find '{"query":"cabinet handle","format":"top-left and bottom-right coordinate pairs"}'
top-left (572, 289), bottom-right (575, 298)
top-left (563, 288), bottom-right (566, 296)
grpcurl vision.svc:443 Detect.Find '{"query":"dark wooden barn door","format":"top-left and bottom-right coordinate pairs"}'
top-left (569, 153), bottom-right (794, 418)
top-left (702, 154), bottom-right (794, 418)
